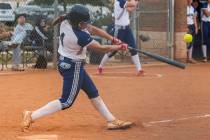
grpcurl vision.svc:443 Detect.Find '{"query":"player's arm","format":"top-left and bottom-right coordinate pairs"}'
top-left (126, 0), bottom-right (139, 12)
top-left (87, 41), bottom-right (127, 53)
top-left (193, 12), bottom-right (198, 34)
top-left (87, 25), bottom-right (122, 45)
top-left (87, 25), bottom-right (113, 41)
top-left (76, 30), bottom-right (126, 53)
top-left (203, 9), bottom-right (210, 17)
top-left (202, 3), bottom-right (210, 17)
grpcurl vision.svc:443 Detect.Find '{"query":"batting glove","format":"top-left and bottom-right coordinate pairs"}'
top-left (112, 37), bottom-right (122, 45)
top-left (119, 43), bottom-right (128, 51)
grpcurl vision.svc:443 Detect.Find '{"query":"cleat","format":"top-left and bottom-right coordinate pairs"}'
top-left (187, 59), bottom-right (197, 64)
top-left (137, 70), bottom-right (145, 76)
top-left (202, 58), bottom-right (208, 63)
top-left (21, 111), bottom-right (32, 132)
top-left (107, 119), bottom-right (133, 130)
top-left (97, 67), bottom-right (103, 75)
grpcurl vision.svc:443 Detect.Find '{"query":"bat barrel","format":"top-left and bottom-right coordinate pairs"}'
top-left (128, 47), bottom-right (186, 69)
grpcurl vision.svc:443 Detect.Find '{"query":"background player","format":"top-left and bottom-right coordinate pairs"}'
top-left (21, 4), bottom-right (133, 132)
top-left (201, 0), bottom-right (210, 62)
top-left (186, 0), bottom-right (198, 63)
top-left (98, 0), bottom-right (144, 76)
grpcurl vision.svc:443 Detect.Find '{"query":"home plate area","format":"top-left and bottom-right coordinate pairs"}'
top-left (17, 135), bottom-right (58, 140)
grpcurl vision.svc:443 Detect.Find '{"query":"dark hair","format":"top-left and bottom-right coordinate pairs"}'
top-left (52, 4), bottom-right (90, 28)
top-left (52, 14), bottom-right (67, 26)
top-left (15, 13), bottom-right (27, 21)
top-left (35, 16), bottom-right (46, 27)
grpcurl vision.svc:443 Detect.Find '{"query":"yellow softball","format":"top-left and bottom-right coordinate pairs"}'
top-left (184, 33), bottom-right (193, 43)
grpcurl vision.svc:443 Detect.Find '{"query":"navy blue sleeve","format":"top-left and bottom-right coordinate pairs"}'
top-left (73, 29), bottom-right (94, 48)
top-left (201, 2), bottom-right (208, 9)
top-left (118, 0), bottom-right (126, 8)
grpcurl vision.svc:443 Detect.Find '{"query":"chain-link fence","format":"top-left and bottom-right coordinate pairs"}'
top-left (136, 0), bottom-right (173, 62)
top-left (0, 0), bottom-right (114, 70)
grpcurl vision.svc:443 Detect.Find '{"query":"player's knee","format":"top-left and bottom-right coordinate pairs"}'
top-left (59, 98), bottom-right (74, 110)
top-left (86, 90), bottom-right (99, 99)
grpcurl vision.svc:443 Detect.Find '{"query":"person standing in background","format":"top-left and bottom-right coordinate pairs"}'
top-left (201, 0), bottom-right (210, 62)
top-left (187, 0), bottom-right (198, 63)
top-left (11, 14), bottom-right (33, 71)
top-left (98, 0), bottom-right (144, 76)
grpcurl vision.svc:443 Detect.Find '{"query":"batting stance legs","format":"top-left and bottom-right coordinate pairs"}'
top-left (99, 26), bottom-right (143, 75)
top-left (23, 57), bottom-right (118, 124)
top-left (22, 56), bottom-right (132, 131)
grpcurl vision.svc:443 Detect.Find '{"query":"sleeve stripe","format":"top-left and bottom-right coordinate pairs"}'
top-left (84, 40), bottom-right (95, 48)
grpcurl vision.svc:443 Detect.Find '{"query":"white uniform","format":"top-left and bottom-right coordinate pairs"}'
top-left (58, 20), bottom-right (95, 60)
top-left (114, 0), bottom-right (130, 26)
top-left (187, 5), bottom-right (196, 25)
top-left (201, 3), bottom-right (210, 58)
top-left (202, 3), bottom-right (210, 22)
top-left (99, 0), bottom-right (143, 72)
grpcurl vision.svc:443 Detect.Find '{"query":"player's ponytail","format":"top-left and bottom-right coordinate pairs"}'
top-left (52, 14), bottom-right (68, 26)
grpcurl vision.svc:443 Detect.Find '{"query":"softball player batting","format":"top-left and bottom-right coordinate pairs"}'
top-left (21, 4), bottom-right (133, 132)
top-left (98, 0), bottom-right (144, 76)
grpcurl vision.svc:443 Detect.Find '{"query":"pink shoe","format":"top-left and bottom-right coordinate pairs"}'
top-left (97, 67), bottom-right (103, 75)
top-left (137, 70), bottom-right (145, 76)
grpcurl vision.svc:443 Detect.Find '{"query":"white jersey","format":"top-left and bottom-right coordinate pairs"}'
top-left (202, 3), bottom-right (210, 22)
top-left (114, 0), bottom-right (130, 26)
top-left (11, 23), bottom-right (33, 44)
top-left (58, 20), bottom-right (94, 60)
top-left (187, 5), bottom-right (196, 25)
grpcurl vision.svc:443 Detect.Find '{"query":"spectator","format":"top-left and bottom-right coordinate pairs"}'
top-left (201, 0), bottom-right (210, 62)
top-left (31, 17), bottom-right (48, 46)
top-left (0, 23), bottom-right (12, 52)
top-left (187, 0), bottom-right (198, 63)
top-left (0, 23), bottom-right (11, 40)
top-left (10, 14), bottom-right (33, 71)
top-left (30, 17), bottom-right (49, 69)
top-left (193, 0), bottom-right (201, 23)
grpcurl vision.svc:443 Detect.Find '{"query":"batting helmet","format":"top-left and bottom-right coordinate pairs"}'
top-left (67, 4), bottom-right (91, 28)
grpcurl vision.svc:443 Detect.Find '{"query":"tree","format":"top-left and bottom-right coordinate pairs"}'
top-left (33, 0), bottom-right (113, 10)
top-left (32, 0), bottom-right (113, 27)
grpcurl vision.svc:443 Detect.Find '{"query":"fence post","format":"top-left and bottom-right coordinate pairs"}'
top-left (168, 0), bottom-right (175, 60)
top-left (131, 10), bottom-right (137, 42)
top-left (53, 0), bottom-right (59, 69)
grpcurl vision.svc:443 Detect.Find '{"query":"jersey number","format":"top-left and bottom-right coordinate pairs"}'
top-left (60, 33), bottom-right (65, 47)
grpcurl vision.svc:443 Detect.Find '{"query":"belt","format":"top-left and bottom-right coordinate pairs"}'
top-left (59, 55), bottom-right (85, 64)
top-left (115, 25), bottom-right (130, 30)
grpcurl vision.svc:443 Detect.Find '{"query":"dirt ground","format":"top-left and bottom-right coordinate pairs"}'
top-left (1, 64), bottom-right (210, 140)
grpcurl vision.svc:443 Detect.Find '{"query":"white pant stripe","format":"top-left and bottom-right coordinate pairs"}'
top-left (62, 62), bottom-right (81, 108)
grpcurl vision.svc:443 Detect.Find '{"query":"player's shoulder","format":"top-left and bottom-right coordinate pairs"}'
top-left (190, 5), bottom-right (196, 12)
top-left (72, 28), bottom-right (93, 47)
top-left (201, 2), bottom-right (208, 9)
top-left (60, 20), bottom-right (71, 29)
top-left (115, 0), bottom-right (127, 8)
top-left (73, 28), bottom-right (91, 39)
